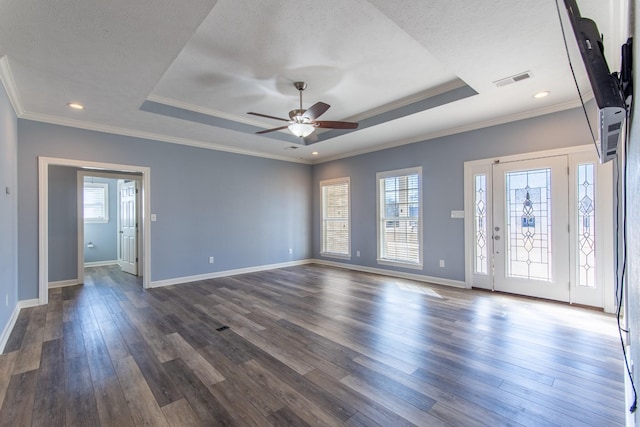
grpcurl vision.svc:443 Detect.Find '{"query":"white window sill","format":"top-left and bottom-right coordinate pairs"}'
top-left (377, 259), bottom-right (423, 270)
top-left (321, 252), bottom-right (351, 261)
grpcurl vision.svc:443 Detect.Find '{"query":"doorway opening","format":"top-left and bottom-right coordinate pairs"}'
top-left (38, 156), bottom-right (151, 305)
top-left (79, 171), bottom-right (142, 284)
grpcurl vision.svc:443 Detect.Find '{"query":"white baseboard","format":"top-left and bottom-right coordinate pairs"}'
top-left (312, 258), bottom-right (469, 289)
top-left (84, 260), bottom-right (118, 268)
top-left (149, 258), bottom-right (467, 290)
top-left (148, 259), bottom-right (313, 288)
top-left (48, 279), bottom-right (80, 289)
top-left (0, 298), bottom-right (41, 353)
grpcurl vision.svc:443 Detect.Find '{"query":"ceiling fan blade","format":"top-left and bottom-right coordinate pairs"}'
top-left (314, 121), bottom-right (359, 130)
top-left (303, 102), bottom-right (330, 120)
top-left (256, 125), bottom-right (290, 134)
top-left (247, 112), bottom-right (289, 122)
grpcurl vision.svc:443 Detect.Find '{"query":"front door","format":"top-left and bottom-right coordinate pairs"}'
top-left (118, 180), bottom-right (137, 275)
top-left (492, 156), bottom-right (571, 302)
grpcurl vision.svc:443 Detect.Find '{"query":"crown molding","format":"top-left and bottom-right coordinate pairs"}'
top-left (19, 110), bottom-right (312, 165)
top-left (313, 99), bottom-right (583, 164)
top-left (0, 56), bottom-right (25, 116)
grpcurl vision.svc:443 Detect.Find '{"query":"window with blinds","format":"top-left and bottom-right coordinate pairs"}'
top-left (84, 182), bottom-right (109, 223)
top-left (377, 167), bottom-right (422, 268)
top-left (321, 177), bottom-right (350, 258)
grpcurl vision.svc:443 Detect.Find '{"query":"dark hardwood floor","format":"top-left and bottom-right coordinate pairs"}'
top-left (0, 264), bottom-right (625, 426)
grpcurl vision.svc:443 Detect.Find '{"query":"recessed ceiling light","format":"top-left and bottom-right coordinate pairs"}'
top-left (67, 102), bottom-right (84, 110)
top-left (533, 91), bottom-right (550, 99)
top-left (312, 151), bottom-right (319, 156)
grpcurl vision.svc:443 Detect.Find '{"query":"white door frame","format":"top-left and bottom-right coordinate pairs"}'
top-left (39, 156), bottom-right (151, 305)
top-left (77, 171), bottom-right (142, 283)
top-left (463, 145), bottom-right (615, 312)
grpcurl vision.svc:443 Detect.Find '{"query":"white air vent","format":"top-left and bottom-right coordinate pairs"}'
top-left (493, 71), bottom-right (533, 87)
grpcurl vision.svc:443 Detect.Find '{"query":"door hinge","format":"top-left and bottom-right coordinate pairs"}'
top-left (136, 189), bottom-right (139, 194)
top-left (136, 257), bottom-right (138, 262)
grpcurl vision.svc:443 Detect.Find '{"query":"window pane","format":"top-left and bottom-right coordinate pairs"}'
top-left (321, 179), bottom-right (350, 256)
top-left (577, 163), bottom-right (596, 287)
top-left (474, 174), bottom-right (488, 275)
top-left (505, 168), bottom-right (552, 282)
top-left (84, 182), bottom-right (108, 222)
top-left (378, 169), bottom-right (421, 265)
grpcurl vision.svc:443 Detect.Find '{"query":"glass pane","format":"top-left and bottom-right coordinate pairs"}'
top-left (474, 174), bottom-right (488, 275)
top-left (577, 163), bottom-right (596, 287)
top-left (505, 168), bottom-right (552, 281)
top-left (380, 172), bottom-right (420, 264)
top-left (322, 181), bottom-right (350, 255)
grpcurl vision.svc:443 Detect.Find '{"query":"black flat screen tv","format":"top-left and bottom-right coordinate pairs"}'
top-left (562, 0), bottom-right (626, 163)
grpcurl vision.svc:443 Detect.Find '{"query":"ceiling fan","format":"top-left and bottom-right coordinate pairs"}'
top-left (248, 81), bottom-right (359, 139)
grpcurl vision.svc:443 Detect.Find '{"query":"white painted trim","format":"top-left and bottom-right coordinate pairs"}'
top-left (313, 100), bottom-right (583, 165)
top-left (0, 299), bottom-right (41, 353)
top-left (148, 260), bottom-right (312, 288)
top-left (148, 258), bottom-right (468, 290)
top-left (312, 259), bottom-right (469, 289)
top-left (0, 56), bottom-right (25, 116)
top-left (84, 260), bottom-right (119, 268)
top-left (0, 305), bottom-right (20, 354)
top-left (48, 279), bottom-right (80, 289)
top-left (38, 157), bottom-right (49, 305)
top-left (20, 110), bottom-right (311, 165)
top-left (464, 144), bottom-right (594, 167)
top-left (39, 157), bottom-right (152, 306)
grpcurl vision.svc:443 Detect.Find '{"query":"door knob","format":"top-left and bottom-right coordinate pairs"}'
top-left (494, 235), bottom-right (501, 240)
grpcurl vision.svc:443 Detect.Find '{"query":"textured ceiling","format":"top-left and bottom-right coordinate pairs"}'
top-left (0, 0), bottom-right (627, 163)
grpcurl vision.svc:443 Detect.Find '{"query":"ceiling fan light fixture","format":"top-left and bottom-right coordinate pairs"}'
top-left (288, 122), bottom-right (315, 138)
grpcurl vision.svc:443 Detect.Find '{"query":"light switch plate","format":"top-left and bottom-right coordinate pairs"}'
top-left (451, 210), bottom-right (464, 219)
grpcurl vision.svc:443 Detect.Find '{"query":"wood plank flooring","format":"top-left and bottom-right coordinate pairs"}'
top-left (0, 264), bottom-right (625, 426)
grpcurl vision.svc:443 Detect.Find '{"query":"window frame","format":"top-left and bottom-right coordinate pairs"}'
top-left (320, 177), bottom-right (351, 259)
top-left (376, 166), bottom-right (423, 269)
top-left (83, 182), bottom-right (109, 223)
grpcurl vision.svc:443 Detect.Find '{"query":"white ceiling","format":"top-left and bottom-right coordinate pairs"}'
top-left (0, 0), bottom-right (627, 163)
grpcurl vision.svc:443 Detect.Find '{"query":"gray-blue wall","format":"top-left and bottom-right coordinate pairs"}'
top-left (48, 165), bottom-right (78, 282)
top-left (312, 107), bottom-right (594, 282)
top-left (17, 121), bottom-right (312, 299)
top-left (83, 177), bottom-right (118, 264)
top-left (0, 80), bottom-right (18, 334)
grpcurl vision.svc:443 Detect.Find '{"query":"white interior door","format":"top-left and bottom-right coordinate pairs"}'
top-left (118, 180), bottom-right (137, 275)
top-left (492, 156), bottom-right (570, 302)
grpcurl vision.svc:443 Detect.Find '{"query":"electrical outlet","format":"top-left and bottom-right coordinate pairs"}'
top-left (439, 259), bottom-right (445, 268)
top-left (356, 251), bottom-right (361, 257)
top-left (288, 248), bottom-right (293, 255)
top-left (209, 256), bottom-right (214, 264)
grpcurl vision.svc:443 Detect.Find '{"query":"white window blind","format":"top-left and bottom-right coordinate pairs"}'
top-left (377, 167), bottom-right (422, 267)
top-left (321, 178), bottom-right (350, 257)
top-left (84, 182), bottom-right (109, 223)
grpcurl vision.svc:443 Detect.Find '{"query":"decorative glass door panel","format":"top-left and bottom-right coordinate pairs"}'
top-left (505, 168), bottom-right (552, 281)
top-left (492, 156), bottom-right (570, 302)
top-left (570, 152), bottom-right (606, 308)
